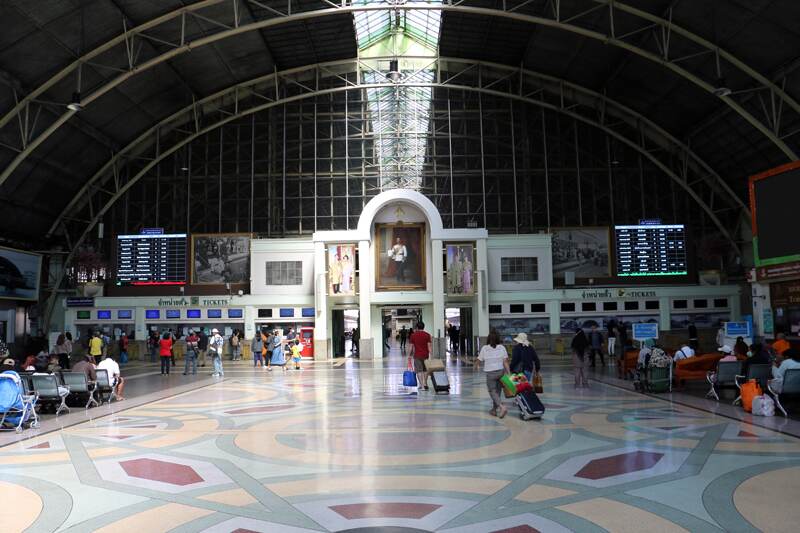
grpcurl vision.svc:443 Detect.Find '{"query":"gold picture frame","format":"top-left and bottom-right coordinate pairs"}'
top-left (374, 223), bottom-right (426, 291)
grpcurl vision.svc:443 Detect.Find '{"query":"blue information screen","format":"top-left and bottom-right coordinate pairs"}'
top-left (228, 309), bottom-right (243, 319)
top-left (97, 310), bottom-right (111, 320)
top-left (166, 309), bottom-right (181, 319)
top-left (117, 310), bottom-right (132, 319)
top-left (187, 309), bottom-right (201, 319)
top-left (301, 307), bottom-right (315, 317)
top-left (279, 308), bottom-right (295, 317)
top-left (725, 322), bottom-right (751, 337)
top-left (207, 309), bottom-right (222, 319)
top-left (145, 310), bottom-right (160, 320)
top-left (632, 322), bottom-right (659, 340)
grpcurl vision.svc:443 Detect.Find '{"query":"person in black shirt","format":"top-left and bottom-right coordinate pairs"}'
top-left (571, 328), bottom-right (590, 388)
top-left (510, 333), bottom-right (541, 383)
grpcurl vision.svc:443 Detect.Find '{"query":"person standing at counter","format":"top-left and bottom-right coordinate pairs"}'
top-left (159, 332), bottom-right (173, 376)
top-left (252, 331), bottom-right (264, 368)
top-left (88, 331), bottom-right (103, 364)
top-left (184, 330), bottom-right (199, 376)
top-left (209, 328), bottom-right (225, 377)
top-left (197, 329), bottom-right (209, 367)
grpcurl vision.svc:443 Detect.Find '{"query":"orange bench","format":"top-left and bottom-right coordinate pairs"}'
top-left (674, 353), bottom-right (723, 388)
top-left (618, 349), bottom-right (639, 379)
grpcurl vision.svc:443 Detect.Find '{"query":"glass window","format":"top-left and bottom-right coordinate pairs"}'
top-left (489, 304), bottom-right (502, 314)
top-left (582, 302), bottom-right (597, 312)
top-left (694, 299), bottom-right (708, 309)
top-left (713, 298), bottom-right (729, 308)
top-left (530, 303), bottom-right (546, 313)
top-left (603, 302), bottom-right (618, 311)
top-left (265, 261), bottom-right (303, 285)
top-left (645, 300), bottom-right (660, 310)
top-left (501, 257), bottom-right (539, 282)
top-left (510, 304), bottom-right (525, 313)
top-left (624, 301), bottom-right (639, 311)
top-left (673, 299), bottom-right (688, 309)
top-left (561, 302), bottom-right (576, 312)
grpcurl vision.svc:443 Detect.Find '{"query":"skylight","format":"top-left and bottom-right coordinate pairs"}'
top-left (353, 1), bottom-right (443, 190)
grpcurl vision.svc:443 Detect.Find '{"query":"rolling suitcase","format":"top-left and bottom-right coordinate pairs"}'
top-left (516, 389), bottom-right (544, 420)
top-left (430, 371), bottom-right (450, 394)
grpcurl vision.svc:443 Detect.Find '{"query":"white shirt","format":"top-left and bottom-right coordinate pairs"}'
top-left (97, 358), bottom-right (120, 379)
top-left (389, 244), bottom-right (407, 261)
top-left (773, 358), bottom-right (800, 380)
top-left (673, 346), bottom-right (695, 361)
top-left (209, 334), bottom-right (224, 354)
top-left (478, 344), bottom-right (508, 372)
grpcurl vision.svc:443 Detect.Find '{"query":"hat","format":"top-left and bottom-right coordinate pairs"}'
top-left (644, 338), bottom-right (655, 348)
top-left (718, 345), bottom-right (733, 354)
top-left (1, 358), bottom-right (15, 367)
top-left (211, 328), bottom-right (219, 334)
top-left (513, 332), bottom-right (530, 346)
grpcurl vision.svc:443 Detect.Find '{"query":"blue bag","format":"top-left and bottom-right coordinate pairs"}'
top-left (403, 370), bottom-right (417, 387)
top-left (271, 346), bottom-right (286, 366)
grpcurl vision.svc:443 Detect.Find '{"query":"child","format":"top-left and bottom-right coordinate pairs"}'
top-left (291, 338), bottom-right (303, 370)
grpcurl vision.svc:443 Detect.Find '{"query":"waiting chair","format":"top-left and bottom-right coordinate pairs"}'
top-left (60, 372), bottom-right (99, 409)
top-left (706, 361), bottom-right (743, 401)
top-left (734, 364), bottom-right (771, 405)
top-left (0, 372), bottom-right (39, 432)
top-left (94, 369), bottom-right (117, 404)
top-left (769, 368), bottom-right (800, 417)
top-left (32, 374), bottom-right (69, 416)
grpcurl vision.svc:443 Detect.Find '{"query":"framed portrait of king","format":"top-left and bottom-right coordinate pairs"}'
top-left (446, 244), bottom-right (475, 296)
top-left (375, 223), bottom-right (426, 290)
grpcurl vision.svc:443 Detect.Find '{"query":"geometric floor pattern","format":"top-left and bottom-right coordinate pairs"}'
top-left (2, 359), bottom-right (800, 532)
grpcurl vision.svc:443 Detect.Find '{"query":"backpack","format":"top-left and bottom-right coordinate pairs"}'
top-left (751, 395), bottom-right (775, 416)
top-left (648, 347), bottom-right (671, 368)
top-left (230, 334), bottom-right (239, 347)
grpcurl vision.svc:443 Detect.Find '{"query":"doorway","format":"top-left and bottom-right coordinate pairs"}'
top-left (331, 309), bottom-right (360, 358)
top-left (445, 306), bottom-right (474, 360)
top-left (381, 307), bottom-right (422, 358)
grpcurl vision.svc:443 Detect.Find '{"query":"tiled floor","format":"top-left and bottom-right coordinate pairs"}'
top-left (3, 353), bottom-right (800, 532)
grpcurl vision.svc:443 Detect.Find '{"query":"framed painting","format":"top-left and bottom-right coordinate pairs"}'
top-left (551, 227), bottom-right (611, 279)
top-left (446, 244), bottom-right (474, 296)
top-left (375, 223), bottom-right (426, 290)
top-left (328, 244), bottom-right (356, 295)
top-left (191, 233), bottom-right (251, 285)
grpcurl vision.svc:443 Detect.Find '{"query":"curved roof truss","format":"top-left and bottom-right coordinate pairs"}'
top-left (2, 1), bottom-right (798, 192)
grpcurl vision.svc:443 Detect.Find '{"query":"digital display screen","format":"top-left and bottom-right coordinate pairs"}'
top-left (228, 309), bottom-right (243, 319)
top-left (615, 224), bottom-right (687, 276)
top-left (116, 233), bottom-right (187, 286)
top-left (145, 310), bottom-right (160, 320)
top-left (187, 309), bottom-right (201, 319)
top-left (207, 309), bottom-right (222, 318)
top-left (166, 309), bottom-right (181, 319)
top-left (97, 310), bottom-right (111, 320)
top-left (76, 310), bottom-right (91, 320)
top-left (752, 166), bottom-right (800, 266)
top-left (302, 307), bottom-right (315, 317)
top-left (279, 308), bottom-right (295, 317)
top-left (117, 310), bottom-right (132, 319)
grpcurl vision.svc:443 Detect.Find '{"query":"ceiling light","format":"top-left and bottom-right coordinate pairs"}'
top-left (387, 59), bottom-right (401, 82)
top-left (713, 78), bottom-right (732, 97)
top-left (67, 91), bottom-right (84, 111)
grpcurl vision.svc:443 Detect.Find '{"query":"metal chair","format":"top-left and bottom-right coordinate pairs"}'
top-left (94, 369), bottom-right (117, 404)
top-left (32, 374), bottom-right (69, 416)
top-left (769, 368), bottom-right (800, 417)
top-left (60, 372), bottom-right (99, 409)
top-left (706, 361), bottom-right (743, 401)
top-left (734, 364), bottom-right (772, 405)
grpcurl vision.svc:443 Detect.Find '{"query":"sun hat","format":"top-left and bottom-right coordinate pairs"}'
top-left (211, 328), bottom-right (219, 334)
top-left (513, 332), bottom-right (530, 346)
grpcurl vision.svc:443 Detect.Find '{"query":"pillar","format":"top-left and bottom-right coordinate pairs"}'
top-left (431, 238), bottom-right (445, 358)
top-left (313, 241), bottom-right (329, 361)
top-left (475, 238), bottom-right (489, 339)
top-left (659, 296), bottom-right (671, 334)
top-left (358, 239), bottom-right (375, 359)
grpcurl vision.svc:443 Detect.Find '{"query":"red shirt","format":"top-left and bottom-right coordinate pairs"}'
top-left (159, 338), bottom-right (173, 357)
top-left (409, 330), bottom-right (431, 359)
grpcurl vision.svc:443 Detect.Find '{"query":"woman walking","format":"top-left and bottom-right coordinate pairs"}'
top-left (475, 330), bottom-right (511, 418)
top-left (571, 327), bottom-right (590, 388)
top-left (159, 332), bottom-right (173, 375)
top-left (510, 332), bottom-right (540, 383)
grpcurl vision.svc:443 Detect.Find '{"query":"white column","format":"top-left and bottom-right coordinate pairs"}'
top-left (134, 307), bottom-right (147, 341)
top-left (549, 301), bottom-right (561, 336)
top-left (313, 241), bottom-right (329, 360)
top-left (244, 306), bottom-right (256, 340)
top-left (730, 291), bottom-right (742, 321)
top-left (431, 238), bottom-right (445, 357)
top-left (358, 239), bottom-right (375, 359)
top-left (659, 296), bottom-right (671, 333)
top-left (475, 238), bottom-right (490, 338)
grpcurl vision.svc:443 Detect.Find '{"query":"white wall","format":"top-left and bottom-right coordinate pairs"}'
top-left (250, 238), bottom-right (315, 296)
top-left (487, 235), bottom-right (553, 292)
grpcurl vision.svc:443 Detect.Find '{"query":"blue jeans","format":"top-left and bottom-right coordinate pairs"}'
top-left (184, 350), bottom-right (197, 375)
top-left (150, 347), bottom-right (157, 363)
top-left (212, 355), bottom-right (224, 376)
top-left (254, 353), bottom-right (262, 366)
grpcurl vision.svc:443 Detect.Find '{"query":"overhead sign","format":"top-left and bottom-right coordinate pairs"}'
top-left (140, 228), bottom-right (165, 235)
top-left (66, 297), bottom-right (95, 307)
top-left (725, 321), bottom-right (751, 337)
top-left (632, 322), bottom-right (659, 341)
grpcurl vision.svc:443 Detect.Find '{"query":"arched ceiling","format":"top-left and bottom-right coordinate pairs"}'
top-left (0, 0), bottom-right (798, 245)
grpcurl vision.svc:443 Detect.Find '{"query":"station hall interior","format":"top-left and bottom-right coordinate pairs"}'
top-left (1, 1), bottom-right (800, 532)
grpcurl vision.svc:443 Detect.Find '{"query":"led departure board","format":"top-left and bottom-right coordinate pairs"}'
top-left (116, 233), bottom-right (187, 285)
top-left (615, 224), bottom-right (687, 276)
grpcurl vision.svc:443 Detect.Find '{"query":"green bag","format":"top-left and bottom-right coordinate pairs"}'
top-left (500, 374), bottom-right (517, 397)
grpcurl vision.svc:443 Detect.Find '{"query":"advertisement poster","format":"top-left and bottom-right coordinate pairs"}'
top-left (375, 223), bottom-right (425, 290)
top-left (446, 244), bottom-right (474, 296)
top-left (191, 233), bottom-right (250, 284)
top-left (0, 245), bottom-right (42, 301)
top-left (328, 244), bottom-right (356, 295)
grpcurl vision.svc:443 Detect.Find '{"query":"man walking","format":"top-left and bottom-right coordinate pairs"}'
top-left (399, 325), bottom-right (409, 352)
top-left (197, 329), bottom-right (208, 367)
top-left (607, 321), bottom-right (618, 359)
top-left (409, 321), bottom-right (432, 391)
top-left (589, 324), bottom-right (605, 367)
top-left (184, 329), bottom-right (199, 375)
top-left (209, 328), bottom-right (225, 377)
